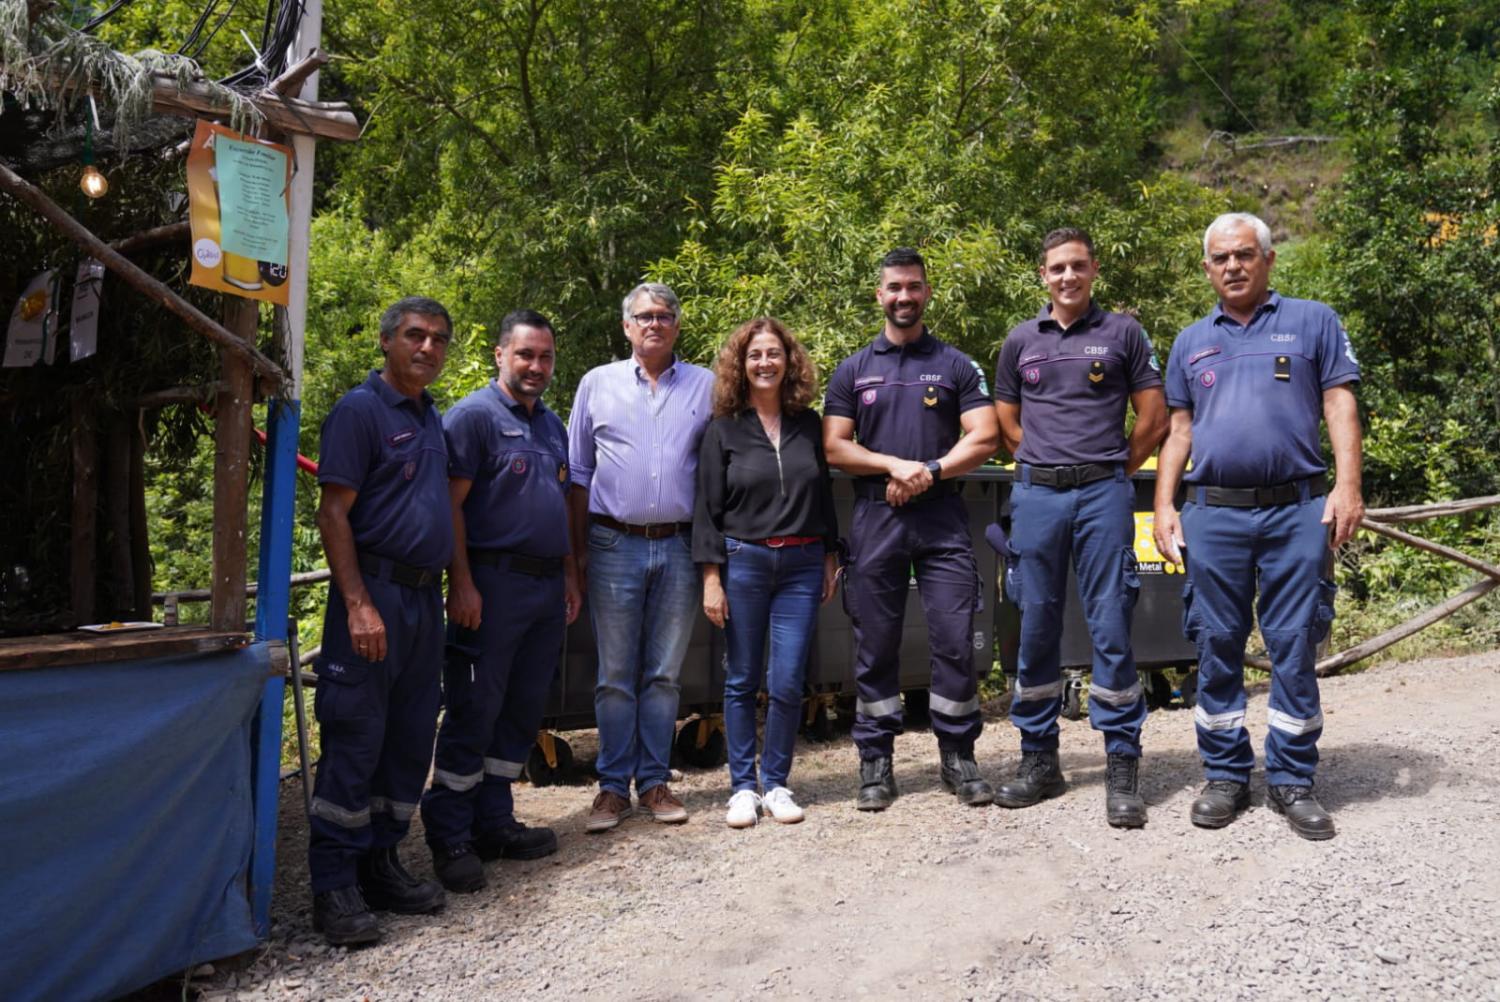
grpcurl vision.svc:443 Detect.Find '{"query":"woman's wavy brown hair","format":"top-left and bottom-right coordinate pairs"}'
top-left (711, 317), bottom-right (818, 417)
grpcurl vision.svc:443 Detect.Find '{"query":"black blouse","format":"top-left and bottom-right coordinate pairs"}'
top-left (692, 408), bottom-right (839, 564)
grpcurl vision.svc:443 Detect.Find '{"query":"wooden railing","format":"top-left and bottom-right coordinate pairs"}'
top-left (1246, 495), bottom-right (1500, 676)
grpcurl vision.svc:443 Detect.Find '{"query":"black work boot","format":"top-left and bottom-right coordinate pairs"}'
top-left (358, 846), bottom-right (447, 912)
top-left (1189, 780), bottom-right (1251, 829)
top-left (993, 750), bottom-right (1066, 808)
top-left (856, 756), bottom-right (898, 811)
top-left (475, 822), bottom-right (559, 861)
top-left (430, 842), bottom-right (486, 893)
top-left (1267, 785), bottom-right (1336, 841)
top-left (312, 885), bottom-right (380, 947)
top-left (939, 749), bottom-right (994, 806)
top-left (1104, 753), bottom-right (1147, 829)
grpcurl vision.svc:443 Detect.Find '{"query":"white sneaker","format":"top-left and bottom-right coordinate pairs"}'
top-left (762, 786), bottom-right (805, 824)
top-left (725, 789), bottom-right (761, 829)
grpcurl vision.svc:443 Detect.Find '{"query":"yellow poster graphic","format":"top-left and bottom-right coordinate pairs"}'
top-left (186, 120), bottom-right (293, 306)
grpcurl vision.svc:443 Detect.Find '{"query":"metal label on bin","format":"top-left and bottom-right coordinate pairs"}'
top-left (1133, 512), bottom-right (1182, 574)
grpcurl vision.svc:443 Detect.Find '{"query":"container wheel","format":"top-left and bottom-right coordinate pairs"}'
top-left (675, 716), bottom-right (727, 769)
top-left (801, 699), bottom-right (836, 743)
top-left (523, 734), bottom-right (573, 787)
top-left (1179, 667), bottom-right (1199, 709)
top-left (1061, 676), bottom-right (1084, 720)
top-left (903, 689), bottom-right (931, 731)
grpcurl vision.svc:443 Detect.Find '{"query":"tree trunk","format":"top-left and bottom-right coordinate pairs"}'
top-left (70, 395), bottom-right (98, 625)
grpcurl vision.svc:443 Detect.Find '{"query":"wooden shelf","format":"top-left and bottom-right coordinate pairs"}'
top-left (0, 626), bottom-right (253, 672)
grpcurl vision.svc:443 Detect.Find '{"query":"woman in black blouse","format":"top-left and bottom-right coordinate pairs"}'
top-left (694, 317), bottom-right (839, 828)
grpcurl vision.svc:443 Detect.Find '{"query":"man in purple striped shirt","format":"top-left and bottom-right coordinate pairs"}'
top-left (567, 282), bottom-right (715, 832)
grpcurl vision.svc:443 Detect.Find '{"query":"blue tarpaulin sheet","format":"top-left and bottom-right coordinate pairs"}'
top-left (0, 642), bottom-right (271, 1002)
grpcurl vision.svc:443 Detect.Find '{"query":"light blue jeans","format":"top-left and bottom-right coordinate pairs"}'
top-left (720, 538), bottom-right (824, 793)
top-left (587, 522), bottom-right (701, 798)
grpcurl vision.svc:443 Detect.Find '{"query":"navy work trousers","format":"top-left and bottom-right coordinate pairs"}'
top-left (1006, 466), bottom-right (1145, 756)
top-left (846, 493), bottom-right (982, 758)
top-left (308, 575), bottom-right (444, 894)
top-left (421, 561), bottom-right (565, 849)
top-left (1180, 490), bottom-right (1335, 786)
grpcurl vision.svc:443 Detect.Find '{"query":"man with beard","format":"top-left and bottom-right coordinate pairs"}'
top-left (824, 247), bottom-right (1001, 811)
top-left (421, 310), bottom-right (582, 891)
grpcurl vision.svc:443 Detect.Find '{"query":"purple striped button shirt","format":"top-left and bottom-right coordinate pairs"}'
top-left (567, 356), bottom-right (715, 524)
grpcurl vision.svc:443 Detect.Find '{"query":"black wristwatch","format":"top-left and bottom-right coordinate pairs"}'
top-left (925, 460), bottom-right (943, 481)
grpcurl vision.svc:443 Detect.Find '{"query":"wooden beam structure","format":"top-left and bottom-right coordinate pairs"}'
top-left (111, 221), bottom-right (191, 255)
top-left (266, 51), bottom-right (331, 97)
top-left (0, 161), bottom-right (287, 391)
top-left (146, 73), bottom-right (359, 141)
top-left (211, 297), bottom-right (258, 631)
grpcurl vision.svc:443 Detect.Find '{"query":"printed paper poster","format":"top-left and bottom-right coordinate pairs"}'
top-left (186, 120), bottom-right (293, 305)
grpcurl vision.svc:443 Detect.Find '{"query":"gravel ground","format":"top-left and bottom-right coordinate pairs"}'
top-left (181, 651), bottom-right (1500, 1001)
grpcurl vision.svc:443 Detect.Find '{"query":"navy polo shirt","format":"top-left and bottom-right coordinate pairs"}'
top-left (1165, 292), bottom-right (1360, 487)
top-left (445, 381), bottom-right (570, 558)
top-left (318, 370), bottom-right (453, 571)
top-left (993, 302), bottom-right (1162, 465)
top-left (824, 329), bottom-right (992, 462)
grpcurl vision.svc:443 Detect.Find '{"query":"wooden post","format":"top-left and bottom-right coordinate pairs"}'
top-left (103, 419), bottom-right (133, 618)
top-left (69, 395), bottom-right (98, 625)
top-left (129, 415), bottom-right (153, 620)
top-left (211, 297), bottom-right (257, 631)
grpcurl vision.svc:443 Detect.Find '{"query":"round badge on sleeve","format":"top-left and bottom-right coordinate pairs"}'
top-left (1201, 370), bottom-right (1216, 388)
top-left (1024, 368), bottom-right (1040, 384)
top-left (861, 388), bottom-right (877, 405)
top-left (511, 457), bottom-right (528, 475)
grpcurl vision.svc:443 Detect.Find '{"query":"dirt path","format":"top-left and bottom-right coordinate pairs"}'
top-left (198, 652), bottom-right (1500, 1001)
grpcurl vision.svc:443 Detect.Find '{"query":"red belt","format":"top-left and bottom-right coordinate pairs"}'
top-left (757, 535), bottom-right (822, 548)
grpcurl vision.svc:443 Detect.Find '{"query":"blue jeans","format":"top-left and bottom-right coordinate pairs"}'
top-left (587, 522), bottom-right (701, 798)
top-left (720, 538), bottom-right (824, 793)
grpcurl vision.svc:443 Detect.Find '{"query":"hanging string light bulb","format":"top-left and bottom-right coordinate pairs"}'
top-left (79, 97), bottom-right (108, 199)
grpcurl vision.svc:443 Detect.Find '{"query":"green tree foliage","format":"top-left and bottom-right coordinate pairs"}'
top-left (652, 1), bottom-right (1221, 381)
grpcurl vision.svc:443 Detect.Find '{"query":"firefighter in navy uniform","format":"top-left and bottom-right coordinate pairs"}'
top-left (823, 248), bottom-right (1001, 811)
top-left (991, 228), bottom-right (1168, 827)
top-left (420, 310), bottom-right (582, 891)
top-left (1154, 213), bottom-right (1364, 840)
top-left (309, 297), bottom-right (455, 947)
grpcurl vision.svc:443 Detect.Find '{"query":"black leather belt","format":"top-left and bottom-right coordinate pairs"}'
top-left (1181, 474), bottom-right (1329, 508)
top-left (591, 514), bottom-right (691, 539)
top-left (468, 548), bottom-right (564, 577)
top-left (852, 478), bottom-right (959, 502)
top-left (1024, 463), bottom-right (1118, 488)
top-left (357, 551), bottom-right (443, 589)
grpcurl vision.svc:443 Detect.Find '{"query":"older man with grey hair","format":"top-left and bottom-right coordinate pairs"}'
top-left (1154, 212), bottom-right (1363, 840)
top-left (567, 282), bottom-right (715, 831)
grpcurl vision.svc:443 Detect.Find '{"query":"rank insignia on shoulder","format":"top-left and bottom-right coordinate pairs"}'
top-left (923, 386), bottom-right (939, 407)
top-left (1275, 355), bottom-right (1291, 381)
top-left (1088, 359), bottom-right (1105, 383)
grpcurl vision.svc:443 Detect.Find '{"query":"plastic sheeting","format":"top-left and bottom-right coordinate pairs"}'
top-left (0, 642), bottom-right (272, 1002)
